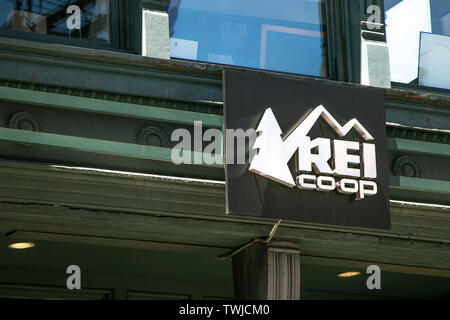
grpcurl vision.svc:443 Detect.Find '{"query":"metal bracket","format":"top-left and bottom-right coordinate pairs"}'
top-left (219, 219), bottom-right (282, 259)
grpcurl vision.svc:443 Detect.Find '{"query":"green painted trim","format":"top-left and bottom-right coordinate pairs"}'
top-left (386, 126), bottom-right (449, 144)
top-left (8, 230), bottom-right (228, 255)
top-left (390, 176), bottom-right (450, 194)
top-left (0, 86), bottom-right (223, 128)
top-left (301, 255), bottom-right (450, 278)
top-left (0, 127), bottom-right (223, 167)
top-left (387, 137), bottom-right (450, 157)
top-left (0, 159), bottom-right (448, 242)
top-left (1, 201), bottom-right (449, 270)
top-left (385, 101), bottom-right (450, 117)
top-left (0, 79), bottom-right (223, 115)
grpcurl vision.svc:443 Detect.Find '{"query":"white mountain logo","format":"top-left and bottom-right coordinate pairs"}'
top-left (249, 105), bottom-right (378, 199)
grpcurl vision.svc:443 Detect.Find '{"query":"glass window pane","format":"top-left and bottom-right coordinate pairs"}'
top-left (0, 0), bottom-right (110, 44)
top-left (385, 0), bottom-right (450, 85)
top-left (168, 0), bottom-right (328, 77)
top-left (418, 32), bottom-right (450, 90)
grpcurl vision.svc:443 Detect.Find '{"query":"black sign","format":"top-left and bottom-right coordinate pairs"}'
top-left (224, 70), bottom-right (390, 229)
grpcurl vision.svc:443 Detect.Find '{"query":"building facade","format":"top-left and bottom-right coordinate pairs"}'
top-left (0, 0), bottom-right (449, 299)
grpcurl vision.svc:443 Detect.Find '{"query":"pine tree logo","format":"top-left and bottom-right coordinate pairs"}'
top-left (249, 108), bottom-right (295, 186)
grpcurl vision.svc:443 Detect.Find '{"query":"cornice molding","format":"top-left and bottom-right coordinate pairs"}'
top-left (3, 79), bottom-right (450, 144)
top-left (0, 36), bottom-right (222, 81)
top-left (385, 87), bottom-right (450, 107)
top-left (0, 79), bottom-right (222, 115)
top-left (386, 124), bottom-right (450, 144)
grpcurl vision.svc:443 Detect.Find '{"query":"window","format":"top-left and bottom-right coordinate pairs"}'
top-left (0, 0), bottom-right (111, 45)
top-left (385, 0), bottom-right (450, 90)
top-left (168, 0), bottom-right (328, 77)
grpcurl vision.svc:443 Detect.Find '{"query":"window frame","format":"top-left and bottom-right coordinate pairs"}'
top-left (0, 0), bottom-right (133, 52)
top-left (166, 0), bottom-right (332, 80)
top-left (384, 0), bottom-right (450, 94)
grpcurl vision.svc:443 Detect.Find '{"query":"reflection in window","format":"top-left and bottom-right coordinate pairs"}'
top-left (385, 0), bottom-right (450, 87)
top-left (0, 0), bottom-right (110, 43)
top-left (168, 0), bottom-right (328, 77)
top-left (418, 32), bottom-right (450, 90)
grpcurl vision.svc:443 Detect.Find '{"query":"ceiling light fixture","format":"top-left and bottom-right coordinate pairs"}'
top-left (8, 242), bottom-right (35, 249)
top-left (337, 271), bottom-right (360, 278)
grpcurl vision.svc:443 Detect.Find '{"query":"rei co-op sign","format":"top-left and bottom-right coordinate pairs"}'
top-left (224, 70), bottom-right (390, 229)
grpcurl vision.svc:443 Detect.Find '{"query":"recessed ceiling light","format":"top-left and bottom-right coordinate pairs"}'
top-left (337, 271), bottom-right (360, 278)
top-left (8, 242), bottom-right (35, 249)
